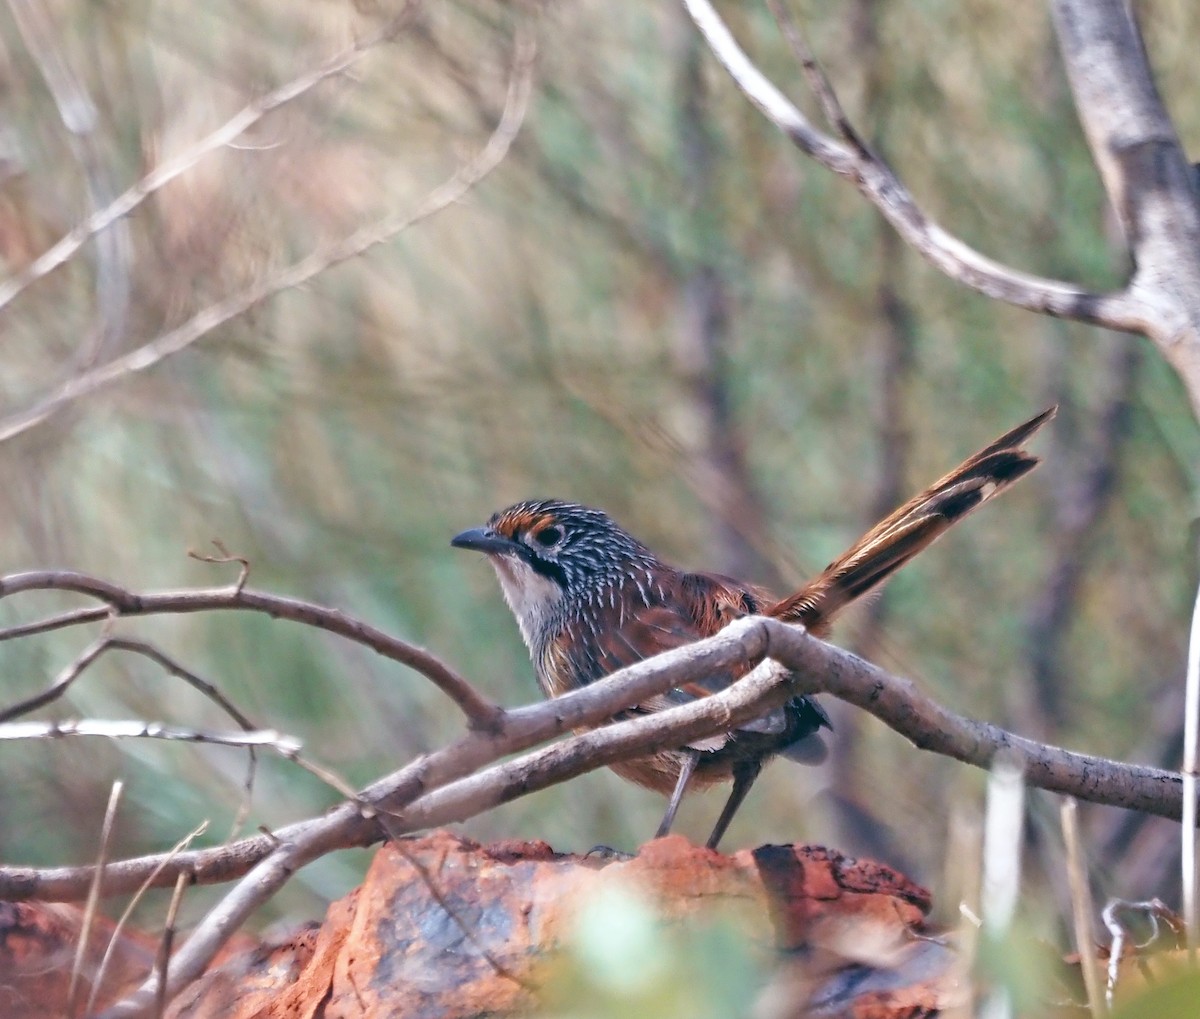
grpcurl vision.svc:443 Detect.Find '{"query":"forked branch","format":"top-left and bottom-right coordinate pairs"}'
top-left (681, 0), bottom-right (1150, 334)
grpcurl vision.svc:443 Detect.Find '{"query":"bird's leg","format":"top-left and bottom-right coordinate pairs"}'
top-left (655, 749), bottom-right (700, 839)
top-left (705, 758), bottom-right (764, 850)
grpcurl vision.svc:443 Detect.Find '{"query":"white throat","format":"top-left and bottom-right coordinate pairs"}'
top-left (489, 554), bottom-right (564, 653)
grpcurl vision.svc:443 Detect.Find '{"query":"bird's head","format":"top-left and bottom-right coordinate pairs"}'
top-left (451, 499), bottom-right (655, 650)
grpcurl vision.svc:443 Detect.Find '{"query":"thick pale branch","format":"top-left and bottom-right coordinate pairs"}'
top-left (757, 620), bottom-right (1179, 817)
top-left (1049, 0), bottom-right (1200, 411)
top-left (395, 653), bottom-right (797, 830)
top-left (395, 617), bottom-right (1184, 831)
top-left (681, 0), bottom-right (1150, 334)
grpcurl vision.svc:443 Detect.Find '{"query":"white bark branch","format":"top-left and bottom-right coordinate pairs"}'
top-left (682, 0), bottom-right (1149, 333)
top-left (1049, 0), bottom-right (1200, 413)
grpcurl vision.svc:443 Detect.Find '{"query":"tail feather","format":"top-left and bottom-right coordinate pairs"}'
top-left (767, 407), bottom-right (1055, 631)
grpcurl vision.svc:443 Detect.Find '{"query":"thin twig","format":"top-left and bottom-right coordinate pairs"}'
top-left (0, 604), bottom-right (113, 642)
top-left (188, 541), bottom-right (250, 594)
top-left (0, 636), bottom-right (109, 723)
top-left (1062, 798), bottom-right (1106, 1018)
top-left (155, 872), bottom-right (190, 1019)
top-left (109, 638), bottom-right (259, 730)
top-left (86, 821), bottom-right (210, 1017)
top-left (68, 780), bottom-right (123, 1019)
top-left (763, 0), bottom-right (870, 155)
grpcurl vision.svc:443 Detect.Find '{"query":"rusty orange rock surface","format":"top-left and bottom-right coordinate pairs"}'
top-left (0, 832), bottom-right (955, 1017)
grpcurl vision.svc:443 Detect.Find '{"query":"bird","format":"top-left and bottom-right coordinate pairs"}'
top-left (451, 407), bottom-right (1054, 850)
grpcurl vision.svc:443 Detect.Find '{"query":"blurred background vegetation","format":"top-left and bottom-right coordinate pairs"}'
top-left (0, 0), bottom-right (1198, 938)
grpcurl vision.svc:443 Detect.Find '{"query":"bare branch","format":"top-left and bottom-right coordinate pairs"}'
top-left (0, 594), bottom-right (1179, 1014)
top-left (0, 615), bottom-right (781, 904)
top-left (0, 605), bottom-right (113, 642)
top-left (681, 0), bottom-right (1151, 334)
top-left (2, 614), bottom-right (1188, 907)
top-left (0, 12), bottom-right (536, 446)
top-left (69, 780), bottom-right (123, 1019)
top-left (0, 718), bottom-right (303, 753)
top-left (188, 542), bottom-right (250, 594)
top-left (0, 571), bottom-right (503, 729)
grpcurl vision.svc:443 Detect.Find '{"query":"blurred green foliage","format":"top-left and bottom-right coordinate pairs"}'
top-left (0, 0), bottom-right (1198, 947)
top-left (1109, 962), bottom-right (1200, 1019)
top-left (539, 885), bottom-right (764, 1019)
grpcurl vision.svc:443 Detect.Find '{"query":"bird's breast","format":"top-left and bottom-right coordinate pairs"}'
top-left (535, 632), bottom-right (579, 699)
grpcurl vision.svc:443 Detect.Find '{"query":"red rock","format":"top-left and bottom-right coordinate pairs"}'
top-left (0, 900), bottom-right (155, 1017)
top-left (1, 832), bottom-right (954, 1017)
top-left (176, 832), bottom-right (948, 1018)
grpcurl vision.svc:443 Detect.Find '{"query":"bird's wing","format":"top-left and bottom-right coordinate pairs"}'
top-left (565, 573), bottom-right (794, 751)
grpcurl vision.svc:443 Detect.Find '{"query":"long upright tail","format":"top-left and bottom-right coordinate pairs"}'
top-left (766, 407), bottom-right (1056, 634)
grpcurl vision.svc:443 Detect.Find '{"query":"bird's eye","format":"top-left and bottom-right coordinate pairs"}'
top-left (532, 525), bottom-right (563, 547)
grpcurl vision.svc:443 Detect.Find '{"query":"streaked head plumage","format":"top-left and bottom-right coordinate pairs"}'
top-left (453, 498), bottom-right (653, 592)
top-left (452, 498), bottom-right (657, 654)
